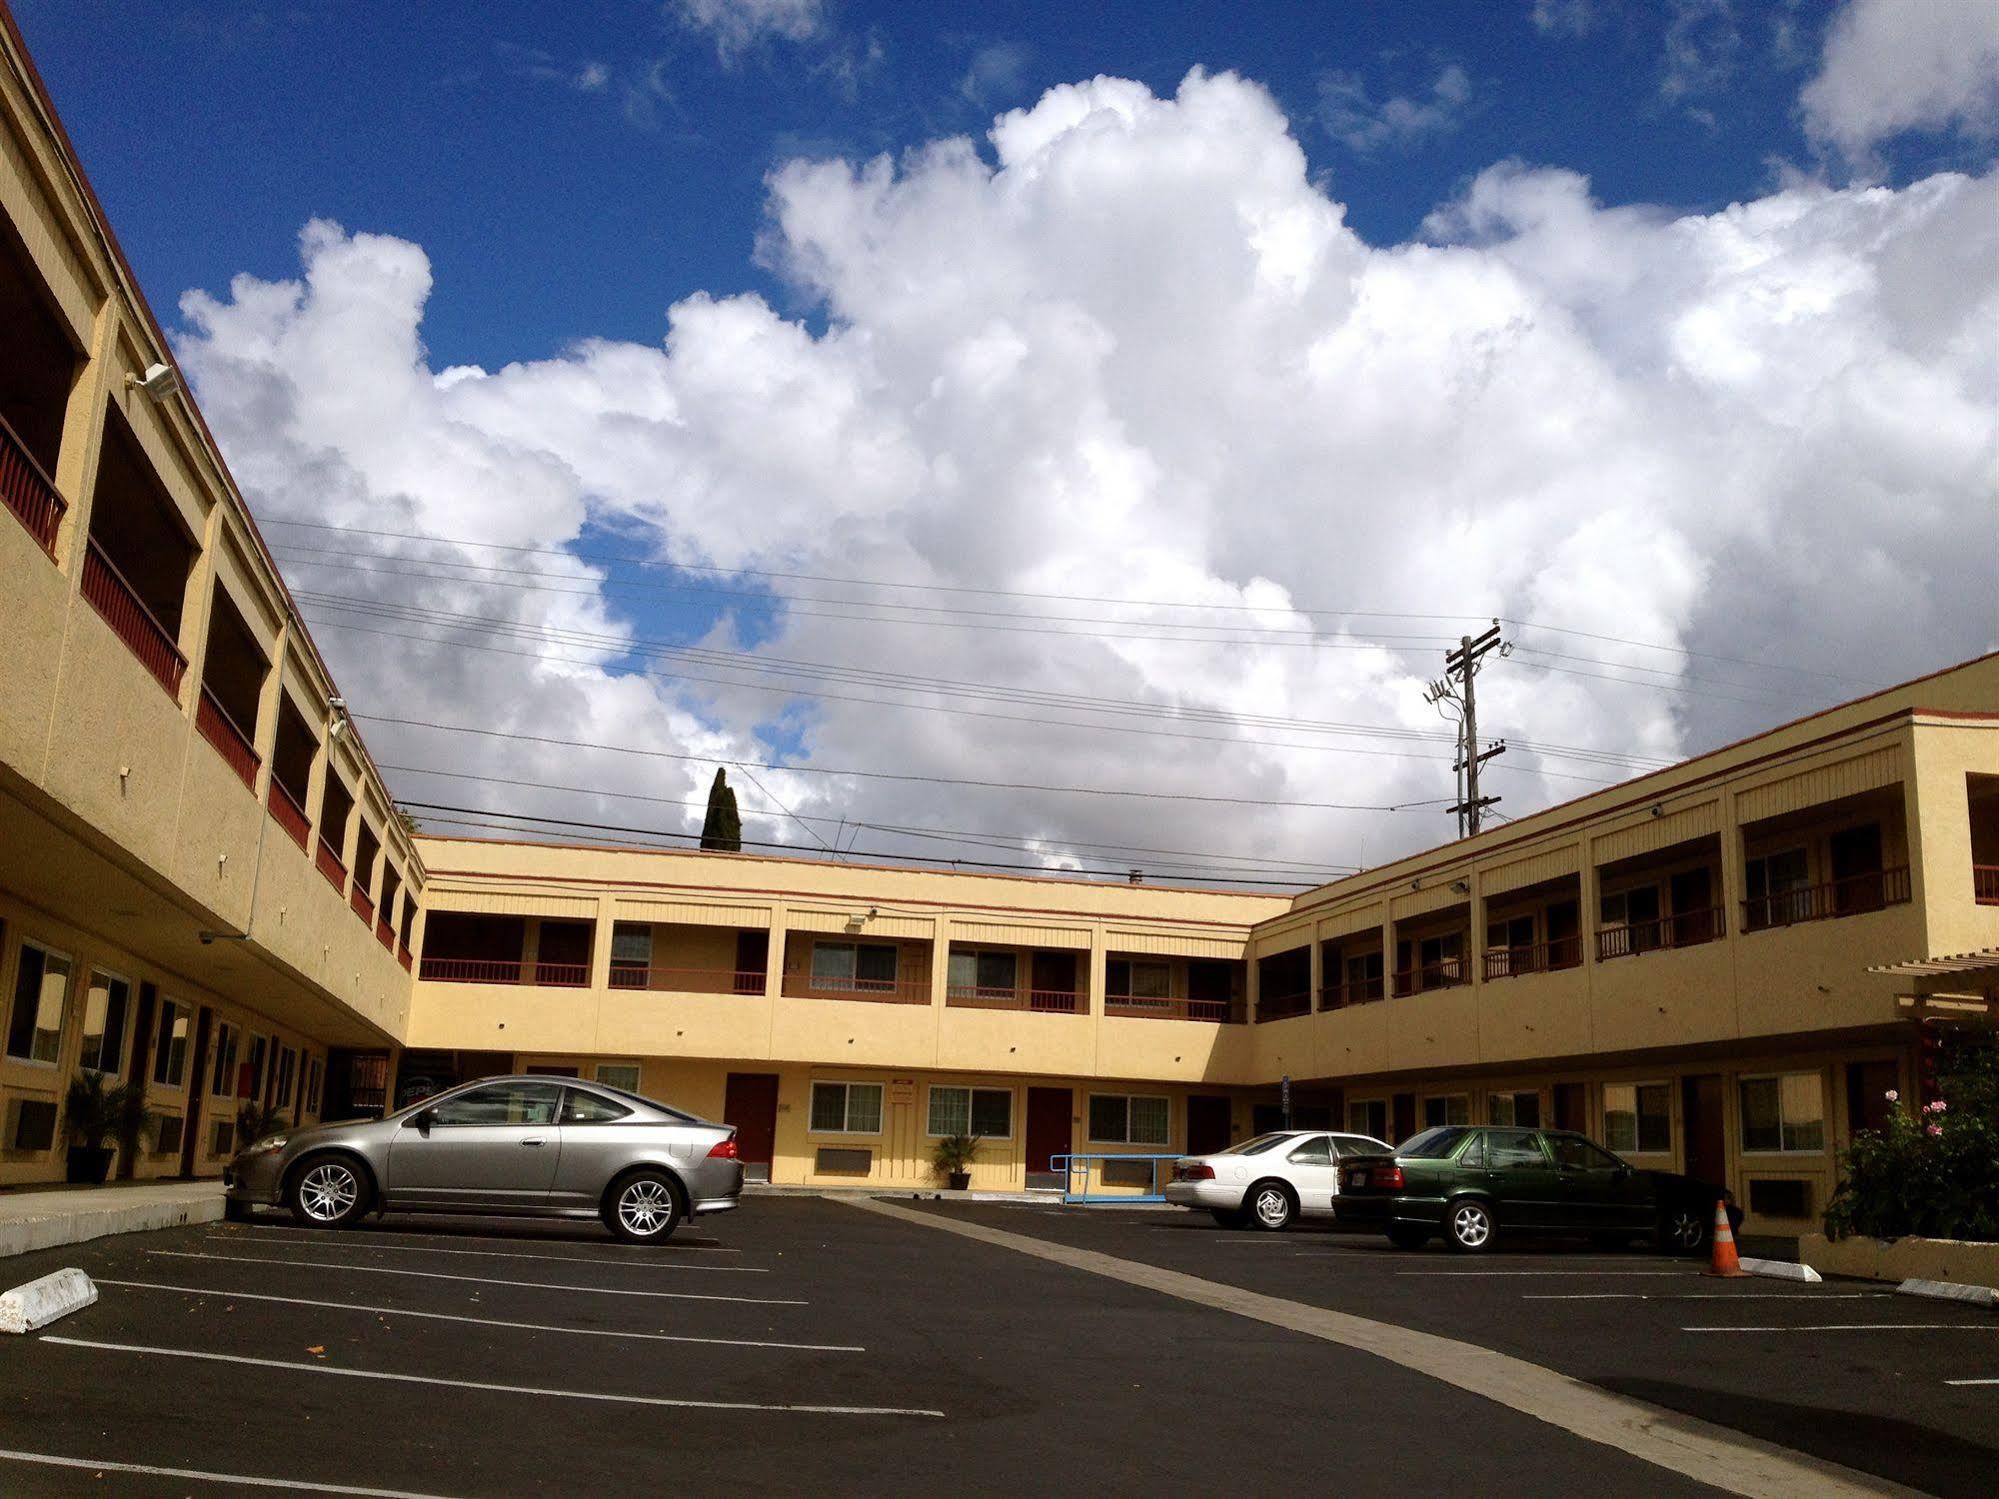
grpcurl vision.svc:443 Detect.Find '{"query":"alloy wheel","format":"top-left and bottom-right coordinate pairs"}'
top-left (299, 1162), bottom-right (358, 1223)
top-left (1669, 1210), bottom-right (1705, 1251)
top-left (1451, 1202), bottom-right (1492, 1249)
top-left (1254, 1186), bottom-right (1290, 1228)
top-left (617, 1178), bottom-right (676, 1237)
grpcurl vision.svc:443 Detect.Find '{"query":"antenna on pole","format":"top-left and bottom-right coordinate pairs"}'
top-left (1424, 620), bottom-right (1509, 838)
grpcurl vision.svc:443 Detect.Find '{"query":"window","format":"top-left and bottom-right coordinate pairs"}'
top-left (1603, 1082), bottom-right (1672, 1154)
top-left (595, 1062), bottom-right (642, 1094)
top-left (154, 1114), bottom-right (185, 1155)
top-left (210, 1120), bottom-right (235, 1156)
top-left (1286, 1135), bottom-right (1333, 1166)
top-left (153, 1000), bottom-right (190, 1088)
top-left (809, 1081), bottom-right (883, 1134)
top-left (810, 942), bottom-right (899, 993)
top-left (1398, 1126), bottom-right (1473, 1159)
top-left (1348, 1099), bottom-right (1389, 1140)
top-left (428, 1081), bottom-right (564, 1127)
top-left (1547, 1134), bottom-right (1623, 1171)
top-left (1419, 932), bottom-right (1463, 984)
top-left (6, 942), bottom-right (72, 1064)
top-left (241, 1033), bottom-right (268, 1100)
top-left (78, 970), bottom-right (132, 1075)
top-left (1745, 848), bottom-right (1811, 927)
top-left (562, 1089), bottom-right (634, 1124)
top-left (1343, 950), bottom-right (1384, 998)
top-left (1088, 1093), bottom-right (1170, 1146)
top-left (211, 1023), bottom-right (239, 1099)
top-left (1488, 1090), bottom-right (1541, 1128)
top-left (1740, 1073), bottom-right (1825, 1154)
top-left (1422, 1094), bottom-right (1469, 1129)
top-left (273, 1047), bottom-right (297, 1109)
top-left (609, 922), bottom-right (651, 982)
top-left (1106, 959), bottom-right (1173, 1001)
top-left (927, 1085), bottom-right (1013, 1138)
top-left (303, 1055), bottom-right (323, 1114)
top-left (1218, 1133), bottom-right (1293, 1156)
top-left (948, 950), bottom-right (1018, 995)
top-left (1484, 1129), bottom-right (1547, 1168)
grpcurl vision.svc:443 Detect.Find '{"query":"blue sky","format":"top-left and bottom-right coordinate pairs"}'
top-left (18, 0), bottom-right (1978, 373)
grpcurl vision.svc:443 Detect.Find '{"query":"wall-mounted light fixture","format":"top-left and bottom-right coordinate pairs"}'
top-left (126, 362), bottom-right (181, 401)
top-left (1450, 879), bottom-right (1471, 895)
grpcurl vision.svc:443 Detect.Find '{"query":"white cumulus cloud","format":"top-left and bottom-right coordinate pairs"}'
top-left (173, 69), bottom-right (1999, 885)
top-left (1803, 0), bottom-right (1999, 161)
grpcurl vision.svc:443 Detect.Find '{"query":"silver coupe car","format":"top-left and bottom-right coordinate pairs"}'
top-left (223, 1074), bottom-right (743, 1243)
top-left (1164, 1129), bottom-right (1395, 1230)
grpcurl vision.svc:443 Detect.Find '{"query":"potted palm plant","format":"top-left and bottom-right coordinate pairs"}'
top-left (932, 1132), bottom-right (979, 1190)
top-left (64, 1072), bottom-right (152, 1184)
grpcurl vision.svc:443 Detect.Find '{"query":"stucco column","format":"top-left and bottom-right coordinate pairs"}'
top-left (51, 302), bottom-right (120, 576)
top-left (589, 893), bottom-right (615, 992)
top-left (1306, 928), bottom-right (1323, 1011)
top-left (929, 914), bottom-right (951, 1008)
top-left (249, 622), bottom-right (288, 795)
top-left (1581, 835), bottom-right (1602, 973)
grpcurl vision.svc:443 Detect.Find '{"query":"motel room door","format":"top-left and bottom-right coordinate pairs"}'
top-left (1186, 1095), bottom-right (1233, 1156)
top-left (1025, 1087), bottom-right (1072, 1188)
top-left (723, 1073), bottom-right (780, 1182)
top-left (1681, 1074), bottom-right (1727, 1187)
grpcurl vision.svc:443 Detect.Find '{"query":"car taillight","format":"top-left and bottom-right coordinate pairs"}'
top-left (1178, 1163), bottom-right (1214, 1181)
top-left (707, 1138), bottom-right (739, 1159)
top-left (1376, 1165), bottom-right (1405, 1189)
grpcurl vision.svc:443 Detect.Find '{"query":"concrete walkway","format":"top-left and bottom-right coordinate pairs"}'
top-left (0, 1181), bottom-right (223, 1259)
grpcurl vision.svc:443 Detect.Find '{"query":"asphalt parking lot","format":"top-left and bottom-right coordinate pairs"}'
top-left (0, 1196), bottom-right (1988, 1497)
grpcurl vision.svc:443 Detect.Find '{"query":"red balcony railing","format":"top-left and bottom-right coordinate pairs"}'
top-left (610, 965), bottom-right (766, 995)
top-left (534, 961), bottom-right (590, 987)
top-left (1254, 989), bottom-right (1312, 1022)
top-left (195, 686), bottom-right (260, 790)
top-left (81, 538), bottom-right (185, 699)
top-left (1482, 936), bottom-right (1584, 980)
top-left (396, 941), bottom-right (413, 972)
top-left (1319, 975), bottom-right (1385, 1009)
top-left (419, 957), bottom-right (526, 984)
top-left (267, 779), bottom-right (311, 851)
top-left (1976, 866), bottom-right (1999, 905)
top-left (315, 837), bottom-right (347, 894)
top-left (1392, 956), bottom-right (1469, 997)
top-left (1596, 908), bottom-right (1723, 961)
top-left (375, 916), bottom-right (396, 951)
top-left (350, 885), bottom-right (375, 927)
top-left (1105, 993), bottom-right (1244, 1023)
top-left (1743, 867), bottom-right (1911, 932)
top-left (780, 972), bottom-right (930, 1005)
top-left (946, 985), bottom-right (1082, 1014)
top-left (0, 411), bottom-right (65, 557)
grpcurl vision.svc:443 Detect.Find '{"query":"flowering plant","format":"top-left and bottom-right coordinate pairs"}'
top-left (1824, 1030), bottom-right (1999, 1242)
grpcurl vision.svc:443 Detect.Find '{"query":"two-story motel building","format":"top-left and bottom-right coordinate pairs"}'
top-left (3, 6), bottom-right (1997, 1232)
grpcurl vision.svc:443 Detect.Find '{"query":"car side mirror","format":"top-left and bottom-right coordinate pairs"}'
top-left (408, 1109), bottom-right (434, 1133)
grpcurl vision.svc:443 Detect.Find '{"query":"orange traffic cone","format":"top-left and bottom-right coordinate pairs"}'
top-left (1706, 1198), bottom-right (1748, 1278)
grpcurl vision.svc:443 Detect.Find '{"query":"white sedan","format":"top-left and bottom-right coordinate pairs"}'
top-left (1164, 1130), bottom-right (1396, 1230)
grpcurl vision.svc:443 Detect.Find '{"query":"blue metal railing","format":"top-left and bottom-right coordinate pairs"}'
top-left (1049, 1152), bottom-right (1181, 1204)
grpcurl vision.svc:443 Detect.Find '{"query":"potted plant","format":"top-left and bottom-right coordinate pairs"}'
top-left (64, 1072), bottom-right (152, 1185)
top-left (236, 1099), bottom-right (291, 1152)
top-left (933, 1132), bottom-right (979, 1190)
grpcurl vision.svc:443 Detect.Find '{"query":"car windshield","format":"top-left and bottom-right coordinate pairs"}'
top-left (1396, 1126), bottom-right (1474, 1159)
top-left (1217, 1133), bottom-right (1294, 1156)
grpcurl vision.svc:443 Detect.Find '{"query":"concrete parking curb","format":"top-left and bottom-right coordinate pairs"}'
top-left (1737, 1257), bottom-right (1822, 1284)
top-left (1896, 1278), bottom-right (1999, 1310)
top-left (0, 1184), bottom-right (225, 1259)
top-left (0, 1268), bottom-right (97, 1333)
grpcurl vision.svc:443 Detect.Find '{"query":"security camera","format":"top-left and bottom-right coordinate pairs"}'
top-left (127, 362), bottom-right (181, 401)
top-left (327, 697), bottom-right (349, 740)
top-left (198, 930), bottom-right (215, 945)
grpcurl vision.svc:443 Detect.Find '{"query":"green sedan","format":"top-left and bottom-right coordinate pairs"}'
top-left (1335, 1125), bottom-right (1740, 1254)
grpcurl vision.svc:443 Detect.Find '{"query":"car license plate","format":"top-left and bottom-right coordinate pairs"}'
top-left (1348, 1170), bottom-right (1366, 1187)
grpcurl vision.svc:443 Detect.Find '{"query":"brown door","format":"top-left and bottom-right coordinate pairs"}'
top-left (733, 931), bottom-right (768, 993)
top-left (1025, 1087), bottom-right (1072, 1184)
top-left (1830, 823), bottom-right (1885, 912)
top-left (1186, 1095), bottom-right (1232, 1156)
top-left (178, 1007), bottom-right (213, 1178)
top-left (1553, 1082), bottom-right (1588, 1133)
top-left (724, 1072), bottom-right (780, 1181)
top-left (1681, 1073), bottom-right (1726, 1185)
top-left (1669, 867), bottom-right (1714, 946)
top-left (1391, 1092), bottom-right (1417, 1144)
top-left (1845, 1060), bottom-right (1899, 1138)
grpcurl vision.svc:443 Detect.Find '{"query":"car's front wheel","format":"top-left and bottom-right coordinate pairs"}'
top-left (1248, 1181), bottom-right (1296, 1231)
top-left (287, 1154), bottom-right (370, 1228)
top-left (605, 1170), bottom-right (683, 1243)
top-left (1445, 1198), bottom-right (1495, 1253)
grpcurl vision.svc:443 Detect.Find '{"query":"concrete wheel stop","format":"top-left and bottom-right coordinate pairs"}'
top-left (0, 1268), bottom-right (98, 1333)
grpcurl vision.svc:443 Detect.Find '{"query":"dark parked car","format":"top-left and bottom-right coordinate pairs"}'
top-left (1335, 1125), bottom-right (1741, 1254)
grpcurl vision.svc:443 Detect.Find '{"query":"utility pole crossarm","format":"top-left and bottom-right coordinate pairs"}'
top-left (1435, 621), bottom-right (1508, 839)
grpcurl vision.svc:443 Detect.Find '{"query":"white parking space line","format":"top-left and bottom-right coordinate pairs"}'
top-left (222, 1224), bottom-right (742, 1253)
top-left (199, 1234), bottom-right (767, 1273)
top-left (1524, 1292), bottom-right (1890, 1301)
top-left (0, 1447), bottom-right (466, 1498)
top-left (146, 1251), bottom-right (804, 1305)
top-left (1944, 1377), bottom-right (1999, 1386)
top-left (96, 1280), bottom-right (864, 1353)
top-left (38, 1337), bottom-right (944, 1418)
top-left (1396, 1270), bottom-right (1703, 1277)
top-left (1684, 1323), bottom-right (1999, 1333)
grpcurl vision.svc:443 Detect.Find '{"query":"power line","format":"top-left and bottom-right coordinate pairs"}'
top-left (354, 713), bottom-right (1459, 812)
top-left (262, 516), bottom-right (1872, 686)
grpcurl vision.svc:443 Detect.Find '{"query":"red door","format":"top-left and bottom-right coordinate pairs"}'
top-left (724, 1073), bottom-right (780, 1181)
top-left (1025, 1087), bottom-right (1072, 1184)
top-left (1682, 1074), bottom-right (1726, 1185)
top-left (1186, 1095), bottom-right (1232, 1156)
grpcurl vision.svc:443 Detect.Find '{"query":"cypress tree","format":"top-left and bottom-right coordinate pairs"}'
top-left (699, 767), bottom-right (742, 852)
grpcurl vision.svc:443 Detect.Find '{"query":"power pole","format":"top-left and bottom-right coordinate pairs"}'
top-left (1425, 622), bottom-right (1509, 838)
